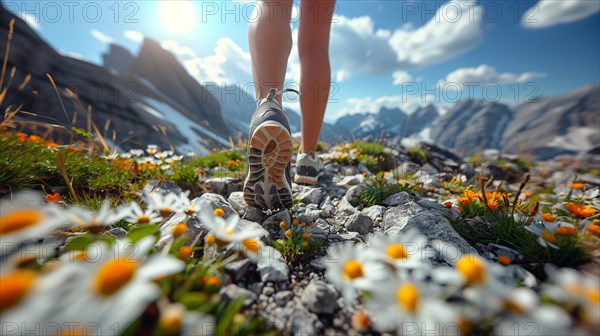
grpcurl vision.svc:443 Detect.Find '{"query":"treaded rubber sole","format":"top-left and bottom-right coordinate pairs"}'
top-left (293, 174), bottom-right (320, 185)
top-left (243, 121), bottom-right (293, 211)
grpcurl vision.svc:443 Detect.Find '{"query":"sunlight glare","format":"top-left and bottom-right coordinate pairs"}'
top-left (158, 1), bottom-right (197, 34)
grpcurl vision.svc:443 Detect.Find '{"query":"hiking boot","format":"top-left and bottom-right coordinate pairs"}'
top-left (243, 88), bottom-right (297, 211)
top-left (294, 152), bottom-right (324, 185)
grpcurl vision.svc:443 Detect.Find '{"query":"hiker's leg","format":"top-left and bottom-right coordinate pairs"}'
top-left (297, 0), bottom-right (335, 153)
top-left (248, 0), bottom-right (293, 104)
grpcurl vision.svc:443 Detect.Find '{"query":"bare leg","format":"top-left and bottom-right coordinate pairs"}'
top-left (298, 0), bottom-right (335, 153)
top-left (248, 0), bottom-right (293, 104)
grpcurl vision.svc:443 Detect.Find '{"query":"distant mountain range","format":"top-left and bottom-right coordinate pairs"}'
top-left (1, 5), bottom-right (598, 159)
top-left (338, 84), bottom-right (598, 159)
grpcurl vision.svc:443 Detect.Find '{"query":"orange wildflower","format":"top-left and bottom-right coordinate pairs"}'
top-left (44, 193), bottom-right (61, 203)
top-left (487, 200), bottom-right (498, 211)
top-left (28, 135), bottom-right (42, 143)
top-left (458, 197), bottom-right (471, 206)
top-left (564, 202), bottom-right (596, 218)
top-left (443, 201), bottom-right (453, 208)
top-left (463, 189), bottom-right (478, 201)
top-left (497, 255), bottom-right (512, 265)
top-left (587, 224), bottom-right (600, 235)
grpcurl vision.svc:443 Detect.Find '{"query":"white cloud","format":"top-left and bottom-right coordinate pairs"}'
top-left (327, 15), bottom-right (399, 80)
top-left (18, 12), bottom-right (40, 30)
top-left (200, 38), bottom-right (252, 85)
top-left (522, 0), bottom-right (600, 28)
top-left (161, 38), bottom-right (253, 88)
top-left (308, 0), bottom-right (484, 84)
top-left (124, 30), bottom-right (144, 43)
top-left (389, 0), bottom-right (483, 67)
top-left (442, 64), bottom-right (546, 87)
top-left (60, 51), bottom-right (86, 61)
top-left (90, 29), bottom-right (114, 44)
top-left (392, 71), bottom-right (413, 85)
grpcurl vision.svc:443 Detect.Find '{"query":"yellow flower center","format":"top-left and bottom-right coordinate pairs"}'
top-left (0, 209), bottom-right (43, 235)
top-left (587, 289), bottom-right (600, 304)
top-left (172, 223), bottom-right (187, 237)
top-left (159, 208), bottom-right (172, 218)
top-left (159, 304), bottom-right (183, 334)
top-left (556, 227), bottom-right (576, 236)
top-left (342, 260), bottom-right (364, 280)
top-left (177, 246), bottom-right (192, 260)
top-left (503, 300), bottom-right (526, 314)
top-left (74, 251), bottom-right (88, 262)
top-left (57, 328), bottom-right (87, 336)
top-left (396, 283), bottom-right (419, 312)
top-left (213, 208), bottom-right (225, 217)
top-left (243, 238), bottom-right (260, 254)
top-left (541, 229), bottom-right (557, 243)
top-left (456, 255), bottom-right (486, 285)
top-left (0, 270), bottom-right (37, 313)
top-left (136, 215), bottom-right (150, 224)
top-left (94, 259), bottom-right (138, 296)
top-left (386, 243), bottom-right (408, 260)
top-left (205, 234), bottom-right (216, 245)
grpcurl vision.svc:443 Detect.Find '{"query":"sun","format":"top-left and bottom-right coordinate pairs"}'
top-left (158, 0), bottom-right (197, 34)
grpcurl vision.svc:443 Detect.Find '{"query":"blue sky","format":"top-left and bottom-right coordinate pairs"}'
top-left (6, 0), bottom-right (600, 122)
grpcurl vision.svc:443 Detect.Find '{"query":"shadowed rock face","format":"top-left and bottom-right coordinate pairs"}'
top-left (0, 10), bottom-right (191, 150)
top-left (501, 84), bottom-right (600, 160)
top-left (431, 100), bottom-right (512, 157)
top-left (0, 7), bottom-right (237, 151)
top-left (128, 38), bottom-right (228, 139)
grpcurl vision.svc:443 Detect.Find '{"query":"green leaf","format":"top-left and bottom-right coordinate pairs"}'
top-left (71, 127), bottom-right (92, 138)
top-left (65, 234), bottom-right (96, 251)
top-left (126, 224), bottom-right (157, 243)
top-left (180, 292), bottom-right (209, 310)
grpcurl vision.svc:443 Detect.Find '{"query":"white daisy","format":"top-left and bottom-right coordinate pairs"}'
top-left (0, 191), bottom-right (68, 257)
top-left (53, 236), bottom-right (184, 333)
top-left (146, 144), bottom-right (159, 155)
top-left (525, 220), bottom-right (562, 249)
top-left (433, 253), bottom-right (513, 314)
top-left (100, 151), bottom-right (119, 161)
top-left (129, 149), bottom-right (144, 157)
top-left (543, 265), bottom-right (600, 328)
top-left (495, 287), bottom-right (573, 336)
top-left (146, 191), bottom-right (188, 218)
top-left (197, 202), bottom-right (265, 260)
top-left (67, 200), bottom-right (125, 232)
top-left (158, 302), bottom-right (215, 335)
top-left (368, 229), bottom-right (431, 272)
top-left (324, 242), bottom-right (390, 304)
top-left (365, 276), bottom-right (459, 335)
top-left (119, 202), bottom-right (162, 225)
top-left (0, 258), bottom-right (80, 334)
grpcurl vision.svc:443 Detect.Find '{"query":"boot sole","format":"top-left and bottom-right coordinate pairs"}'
top-left (243, 121), bottom-right (293, 211)
top-left (293, 174), bottom-right (321, 185)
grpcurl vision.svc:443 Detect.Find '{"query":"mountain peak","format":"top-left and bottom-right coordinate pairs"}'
top-left (102, 44), bottom-right (134, 73)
